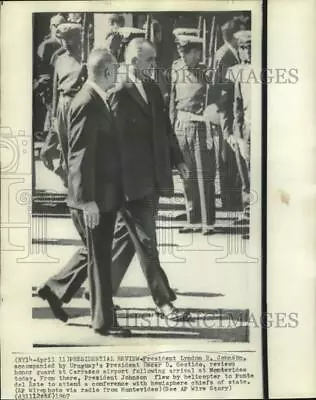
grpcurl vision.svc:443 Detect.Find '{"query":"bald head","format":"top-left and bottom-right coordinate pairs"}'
top-left (87, 48), bottom-right (118, 90)
top-left (124, 38), bottom-right (156, 78)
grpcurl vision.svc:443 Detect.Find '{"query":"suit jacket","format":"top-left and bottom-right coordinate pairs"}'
top-left (109, 77), bottom-right (183, 200)
top-left (67, 83), bottom-right (122, 212)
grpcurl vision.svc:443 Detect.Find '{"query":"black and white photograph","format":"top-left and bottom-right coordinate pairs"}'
top-left (3, 0), bottom-right (316, 399)
top-left (31, 9), bottom-right (259, 347)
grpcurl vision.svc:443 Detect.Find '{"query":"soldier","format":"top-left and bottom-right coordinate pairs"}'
top-left (104, 13), bottom-right (125, 62)
top-left (227, 30), bottom-right (252, 235)
top-left (35, 14), bottom-right (65, 153)
top-left (143, 18), bottom-right (169, 104)
top-left (67, 12), bottom-right (83, 24)
top-left (214, 18), bottom-right (247, 211)
top-left (50, 22), bottom-right (87, 185)
top-left (37, 14), bottom-right (66, 76)
top-left (169, 34), bottom-right (216, 235)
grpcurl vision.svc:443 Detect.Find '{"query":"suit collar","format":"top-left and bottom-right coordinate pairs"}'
top-left (86, 80), bottom-right (109, 106)
top-left (83, 83), bottom-right (113, 122)
top-left (124, 81), bottom-right (152, 117)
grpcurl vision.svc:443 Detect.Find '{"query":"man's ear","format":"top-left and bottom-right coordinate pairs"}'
top-left (131, 56), bottom-right (138, 67)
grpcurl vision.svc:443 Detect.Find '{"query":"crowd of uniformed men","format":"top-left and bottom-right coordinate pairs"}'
top-left (34, 12), bottom-right (252, 336)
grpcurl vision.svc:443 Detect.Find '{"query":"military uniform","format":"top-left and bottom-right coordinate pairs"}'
top-left (36, 15), bottom-right (65, 136)
top-left (105, 32), bottom-right (124, 61)
top-left (229, 31), bottom-right (252, 222)
top-left (51, 23), bottom-right (86, 180)
top-left (36, 35), bottom-right (62, 135)
top-left (170, 35), bottom-right (216, 233)
top-left (37, 15), bottom-right (65, 77)
top-left (214, 27), bottom-right (243, 211)
top-left (37, 15), bottom-right (65, 171)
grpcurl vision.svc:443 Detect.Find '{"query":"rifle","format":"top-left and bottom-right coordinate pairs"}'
top-left (79, 13), bottom-right (94, 87)
top-left (198, 15), bottom-right (203, 35)
top-left (205, 15), bottom-right (217, 108)
top-left (81, 13), bottom-right (89, 64)
top-left (145, 14), bottom-right (153, 42)
top-left (201, 16), bottom-right (207, 65)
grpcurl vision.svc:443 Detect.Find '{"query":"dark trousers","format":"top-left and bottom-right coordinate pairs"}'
top-left (44, 193), bottom-right (176, 309)
top-left (70, 208), bottom-right (117, 331)
top-left (218, 131), bottom-right (243, 211)
top-left (234, 137), bottom-right (251, 212)
top-left (175, 119), bottom-right (216, 228)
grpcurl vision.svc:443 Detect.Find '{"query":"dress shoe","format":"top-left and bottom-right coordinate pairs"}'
top-left (202, 226), bottom-right (215, 236)
top-left (174, 212), bottom-right (187, 221)
top-left (95, 325), bottom-right (131, 337)
top-left (242, 233), bottom-right (250, 240)
top-left (179, 227), bottom-right (202, 234)
top-left (156, 305), bottom-right (192, 322)
top-left (233, 217), bottom-right (250, 225)
top-left (37, 285), bottom-right (68, 322)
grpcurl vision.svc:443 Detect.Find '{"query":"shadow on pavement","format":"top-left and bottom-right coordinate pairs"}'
top-left (32, 286), bottom-right (225, 299)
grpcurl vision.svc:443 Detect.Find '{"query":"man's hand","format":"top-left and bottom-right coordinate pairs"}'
top-left (237, 138), bottom-right (249, 161)
top-left (82, 202), bottom-right (100, 229)
top-left (178, 162), bottom-right (190, 180)
top-left (51, 118), bottom-right (58, 134)
top-left (226, 134), bottom-right (238, 150)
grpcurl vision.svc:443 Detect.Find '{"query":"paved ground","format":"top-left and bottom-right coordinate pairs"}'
top-left (32, 159), bottom-right (254, 347)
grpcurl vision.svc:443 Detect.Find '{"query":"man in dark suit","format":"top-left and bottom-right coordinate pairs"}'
top-left (50, 48), bottom-right (130, 337)
top-left (38, 39), bottom-right (190, 323)
top-left (109, 38), bottom-right (190, 320)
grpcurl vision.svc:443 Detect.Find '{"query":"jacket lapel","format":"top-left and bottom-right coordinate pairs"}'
top-left (85, 84), bottom-right (114, 123)
top-left (125, 83), bottom-right (152, 117)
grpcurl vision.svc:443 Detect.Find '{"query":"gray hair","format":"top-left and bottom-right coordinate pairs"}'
top-left (124, 37), bottom-right (154, 64)
top-left (87, 48), bottom-right (115, 79)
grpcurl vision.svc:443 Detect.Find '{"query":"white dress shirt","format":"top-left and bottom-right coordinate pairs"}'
top-left (86, 80), bottom-right (110, 110)
top-left (128, 70), bottom-right (148, 104)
